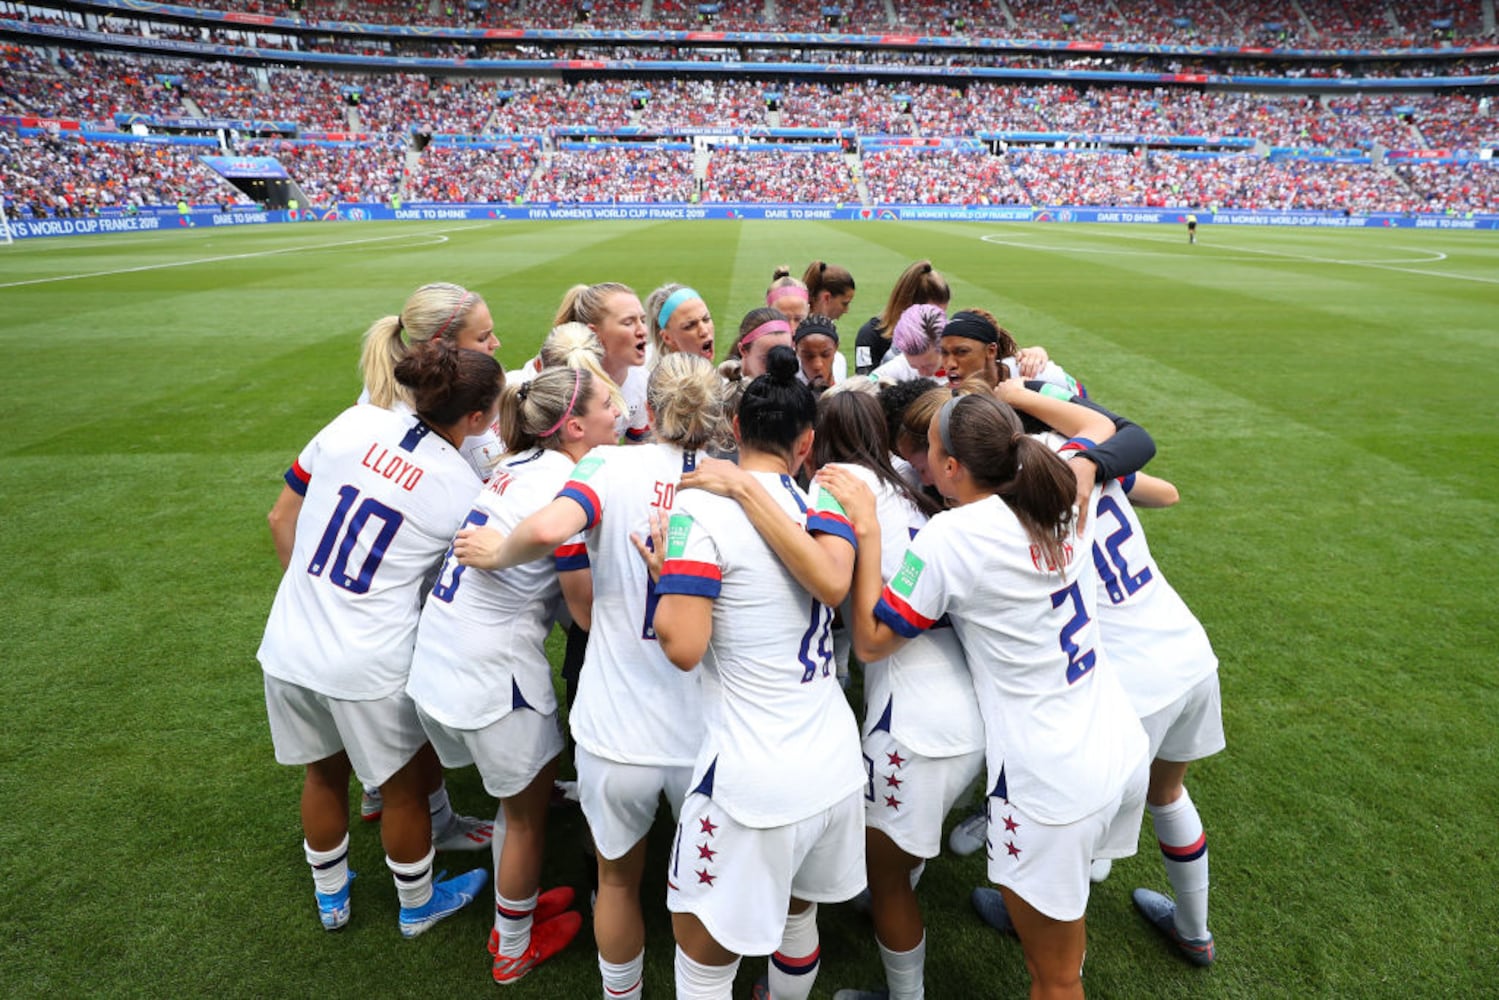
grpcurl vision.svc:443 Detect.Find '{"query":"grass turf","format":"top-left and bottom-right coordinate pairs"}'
top-left (1, 220), bottom-right (1496, 998)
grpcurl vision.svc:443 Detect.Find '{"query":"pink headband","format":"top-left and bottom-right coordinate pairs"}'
top-left (540, 368), bottom-right (584, 438)
top-left (766, 286), bottom-right (809, 307)
top-left (430, 290), bottom-right (474, 341)
top-left (740, 319), bottom-right (791, 349)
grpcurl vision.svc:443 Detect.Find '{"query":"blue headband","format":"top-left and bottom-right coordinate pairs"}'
top-left (657, 287), bottom-right (702, 331)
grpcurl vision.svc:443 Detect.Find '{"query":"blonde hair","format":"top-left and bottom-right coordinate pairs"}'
top-left (540, 322), bottom-right (627, 416)
top-left (648, 352), bottom-right (730, 452)
top-left (553, 281), bottom-right (635, 329)
top-left (498, 366), bottom-right (597, 454)
top-left (359, 282), bottom-right (485, 409)
top-left (644, 282), bottom-right (698, 357)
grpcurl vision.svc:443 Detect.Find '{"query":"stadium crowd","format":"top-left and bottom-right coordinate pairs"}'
top-left (528, 146), bottom-right (696, 202)
top-left (406, 143), bottom-right (539, 202)
top-left (703, 148), bottom-right (858, 203)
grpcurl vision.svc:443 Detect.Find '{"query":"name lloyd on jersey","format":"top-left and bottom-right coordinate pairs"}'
top-left (1030, 541), bottom-right (1075, 573)
top-left (362, 443), bottom-right (425, 491)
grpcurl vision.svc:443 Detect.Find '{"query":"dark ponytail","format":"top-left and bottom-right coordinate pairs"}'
top-left (738, 345), bottom-right (816, 458)
top-left (815, 389), bottom-right (942, 518)
top-left (394, 341), bottom-right (504, 428)
top-left (941, 394), bottom-right (1075, 572)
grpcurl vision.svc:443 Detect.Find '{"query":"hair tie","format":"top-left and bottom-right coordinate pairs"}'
top-left (517, 381), bottom-right (530, 401)
top-left (540, 368), bottom-right (584, 438)
top-left (431, 290), bottom-right (473, 342)
top-left (740, 319), bottom-right (790, 349)
top-left (656, 287), bottom-right (701, 332)
top-left (394, 315), bottom-right (404, 334)
top-left (938, 394), bottom-right (962, 457)
top-left (765, 286), bottom-right (809, 307)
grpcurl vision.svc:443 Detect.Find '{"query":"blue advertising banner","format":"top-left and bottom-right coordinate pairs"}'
top-left (7, 203), bottom-right (1498, 239)
top-left (199, 155), bottom-right (292, 179)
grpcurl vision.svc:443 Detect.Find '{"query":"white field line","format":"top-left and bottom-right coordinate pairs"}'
top-left (0, 224), bottom-right (491, 290)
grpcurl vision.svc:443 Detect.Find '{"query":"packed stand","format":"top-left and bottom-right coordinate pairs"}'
top-left (407, 143), bottom-right (538, 201)
top-left (1393, 162), bottom-right (1499, 213)
top-left (862, 146), bottom-right (1029, 204)
top-left (528, 145), bottom-right (695, 202)
top-left (488, 79), bottom-right (632, 132)
top-left (239, 138), bottom-right (406, 203)
top-left (0, 132), bottom-right (247, 215)
top-left (777, 81), bottom-right (913, 134)
top-left (632, 79), bottom-right (771, 130)
top-left (702, 147), bottom-right (857, 202)
top-left (1410, 94), bottom-right (1498, 151)
top-left (773, 0), bottom-right (893, 33)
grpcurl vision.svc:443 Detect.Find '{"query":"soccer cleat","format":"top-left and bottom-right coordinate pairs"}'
top-left (947, 811), bottom-right (987, 857)
top-left (832, 990), bottom-right (890, 999)
top-left (971, 886), bottom-right (1017, 936)
top-left (398, 868), bottom-right (489, 938)
top-left (1089, 858), bottom-right (1113, 883)
top-left (433, 813), bottom-right (495, 852)
top-left (315, 871), bottom-right (355, 931)
top-left (360, 787), bottom-right (383, 823)
top-left (492, 910), bottom-right (583, 985)
top-left (750, 974), bottom-right (770, 1000)
top-left (1132, 888), bottom-right (1215, 966)
top-left (488, 886), bottom-right (577, 956)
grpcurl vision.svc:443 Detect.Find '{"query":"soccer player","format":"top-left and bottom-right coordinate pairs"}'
top-left (553, 281), bottom-right (653, 442)
top-left (794, 314), bottom-right (843, 394)
top-left (765, 266), bottom-right (811, 328)
top-left (870, 304), bottom-right (947, 382)
top-left (651, 346), bottom-right (865, 1000)
top-left (1186, 213), bottom-right (1198, 244)
top-left (646, 283), bottom-right (717, 362)
top-left (453, 353), bottom-right (730, 1000)
top-left (853, 260), bottom-right (950, 374)
top-left (408, 365), bottom-right (624, 983)
top-left (258, 340), bottom-right (499, 937)
top-left (821, 392), bottom-right (1151, 1000)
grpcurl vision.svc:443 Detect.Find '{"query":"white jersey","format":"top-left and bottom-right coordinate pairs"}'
top-left (875, 491), bottom-right (1147, 824)
top-left (870, 352), bottom-right (923, 383)
top-left (1000, 357), bottom-right (1081, 398)
top-left (657, 472), bottom-right (864, 828)
top-left (558, 442), bottom-right (706, 766)
top-left (405, 448), bottom-right (583, 730)
top-left (1088, 478), bottom-right (1218, 718)
top-left (358, 384), bottom-right (504, 481)
top-left (508, 356), bottom-right (543, 385)
top-left (258, 405), bottom-right (480, 700)
top-left (617, 365), bottom-right (651, 442)
top-left (815, 464), bottom-right (983, 759)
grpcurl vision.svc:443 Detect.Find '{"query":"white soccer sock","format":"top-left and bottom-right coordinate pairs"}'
top-left (428, 783), bottom-right (456, 834)
top-left (600, 950), bottom-right (644, 1000)
top-left (1150, 788), bottom-right (1210, 940)
top-left (304, 834), bottom-right (350, 895)
top-left (768, 903), bottom-right (820, 1000)
top-left (386, 847), bottom-right (436, 909)
top-left (909, 860), bottom-right (926, 888)
top-left (674, 945), bottom-right (739, 1000)
top-left (878, 933), bottom-right (926, 1000)
top-left (495, 891), bottom-right (536, 958)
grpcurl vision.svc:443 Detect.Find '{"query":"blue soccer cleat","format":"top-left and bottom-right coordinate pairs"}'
top-left (315, 871), bottom-right (355, 931)
top-left (1132, 888), bottom-right (1216, 966)
top-left (970, 886), bottom-right (1017, 936)
top-left (399, 868), bottom-right (489, 939)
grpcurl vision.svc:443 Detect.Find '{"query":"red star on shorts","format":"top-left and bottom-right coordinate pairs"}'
top-left (884, 794), bottom-right (902, 810)
top-left (696, 868), bottom-right (716, 886)
top-left (697, 843), bottom-right (717, 861)
top-left (1006, 840), bottom-right (1022, 858)
top-left (884, 774), bottom-right (903, 789)
top-left (1003, 815), bottom-right (1020, 833)
top-left (886, 751), bottom-right (906, 768)
top-left (699, 817), bottom-right (718, 836)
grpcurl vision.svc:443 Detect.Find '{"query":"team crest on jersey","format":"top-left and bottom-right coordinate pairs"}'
top-left (666, 513), bottom-right (694, 558)
top-left (569, 455), bottom-right (604, 482)
top-left (890, 550), bottom-right (925, 598)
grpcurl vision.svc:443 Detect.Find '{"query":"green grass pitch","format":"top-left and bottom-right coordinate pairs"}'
top-left (1, 220), bottom-right (1496, 998)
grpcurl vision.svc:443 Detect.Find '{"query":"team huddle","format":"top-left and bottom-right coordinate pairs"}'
top-left (256, 261), bottom-right (1224, 1000)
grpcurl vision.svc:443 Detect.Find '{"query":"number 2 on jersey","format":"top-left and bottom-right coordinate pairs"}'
top-left (1050, 581), bottom-right (1097, 685)
top-left (308, 485), bottom-right (405, 595)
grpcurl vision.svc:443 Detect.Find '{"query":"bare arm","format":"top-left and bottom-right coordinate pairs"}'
top-left (267, 485), bottom-right (303, 571)
top-left (559, 568), bottom-right (593, 632)
top-left (814, 466), bottom-right (910, 664)
top-left (678, 459), bottom-right (854, 607)
top-left (994, 381), bottom-right (1116, 444)
top-left (654, 594), bottom-right (713, 671)
top-left (1125, 472), bottom-right (1179, 508)
top-left (454, 495), bottom-right (590, 571)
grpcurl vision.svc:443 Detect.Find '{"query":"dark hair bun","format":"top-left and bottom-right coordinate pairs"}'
top-left (764, 344), bottom-right (800, 383)
top-left (772, 265), bottom-right (791, 280)
top-left (794, 314), bottom-right (839, 344)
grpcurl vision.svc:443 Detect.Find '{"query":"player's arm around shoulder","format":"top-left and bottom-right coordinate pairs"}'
top-left (648, 499), bottom-right (718, 672)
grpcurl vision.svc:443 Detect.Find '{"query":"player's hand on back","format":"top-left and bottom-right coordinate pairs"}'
top-left (453, 525), bottom-right (507, 570)
top-left (814, 465), bottom-right (878, 539)
top-left (679, 456), bottom-right (751, 500)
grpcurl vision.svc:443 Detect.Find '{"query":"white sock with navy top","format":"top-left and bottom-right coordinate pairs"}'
top-left (768, 903), bottom-right (820, 1000)
top-left (600, 950), bottom-right (644, 999)
top-left (305, 834), bottom-right (349, 894)
top-left (494, 891), bottom-right (535, 958)
top-left (386, 847), bottom-right (435, 909)
top-left (1150, 787), bottom-right (1211, 940)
